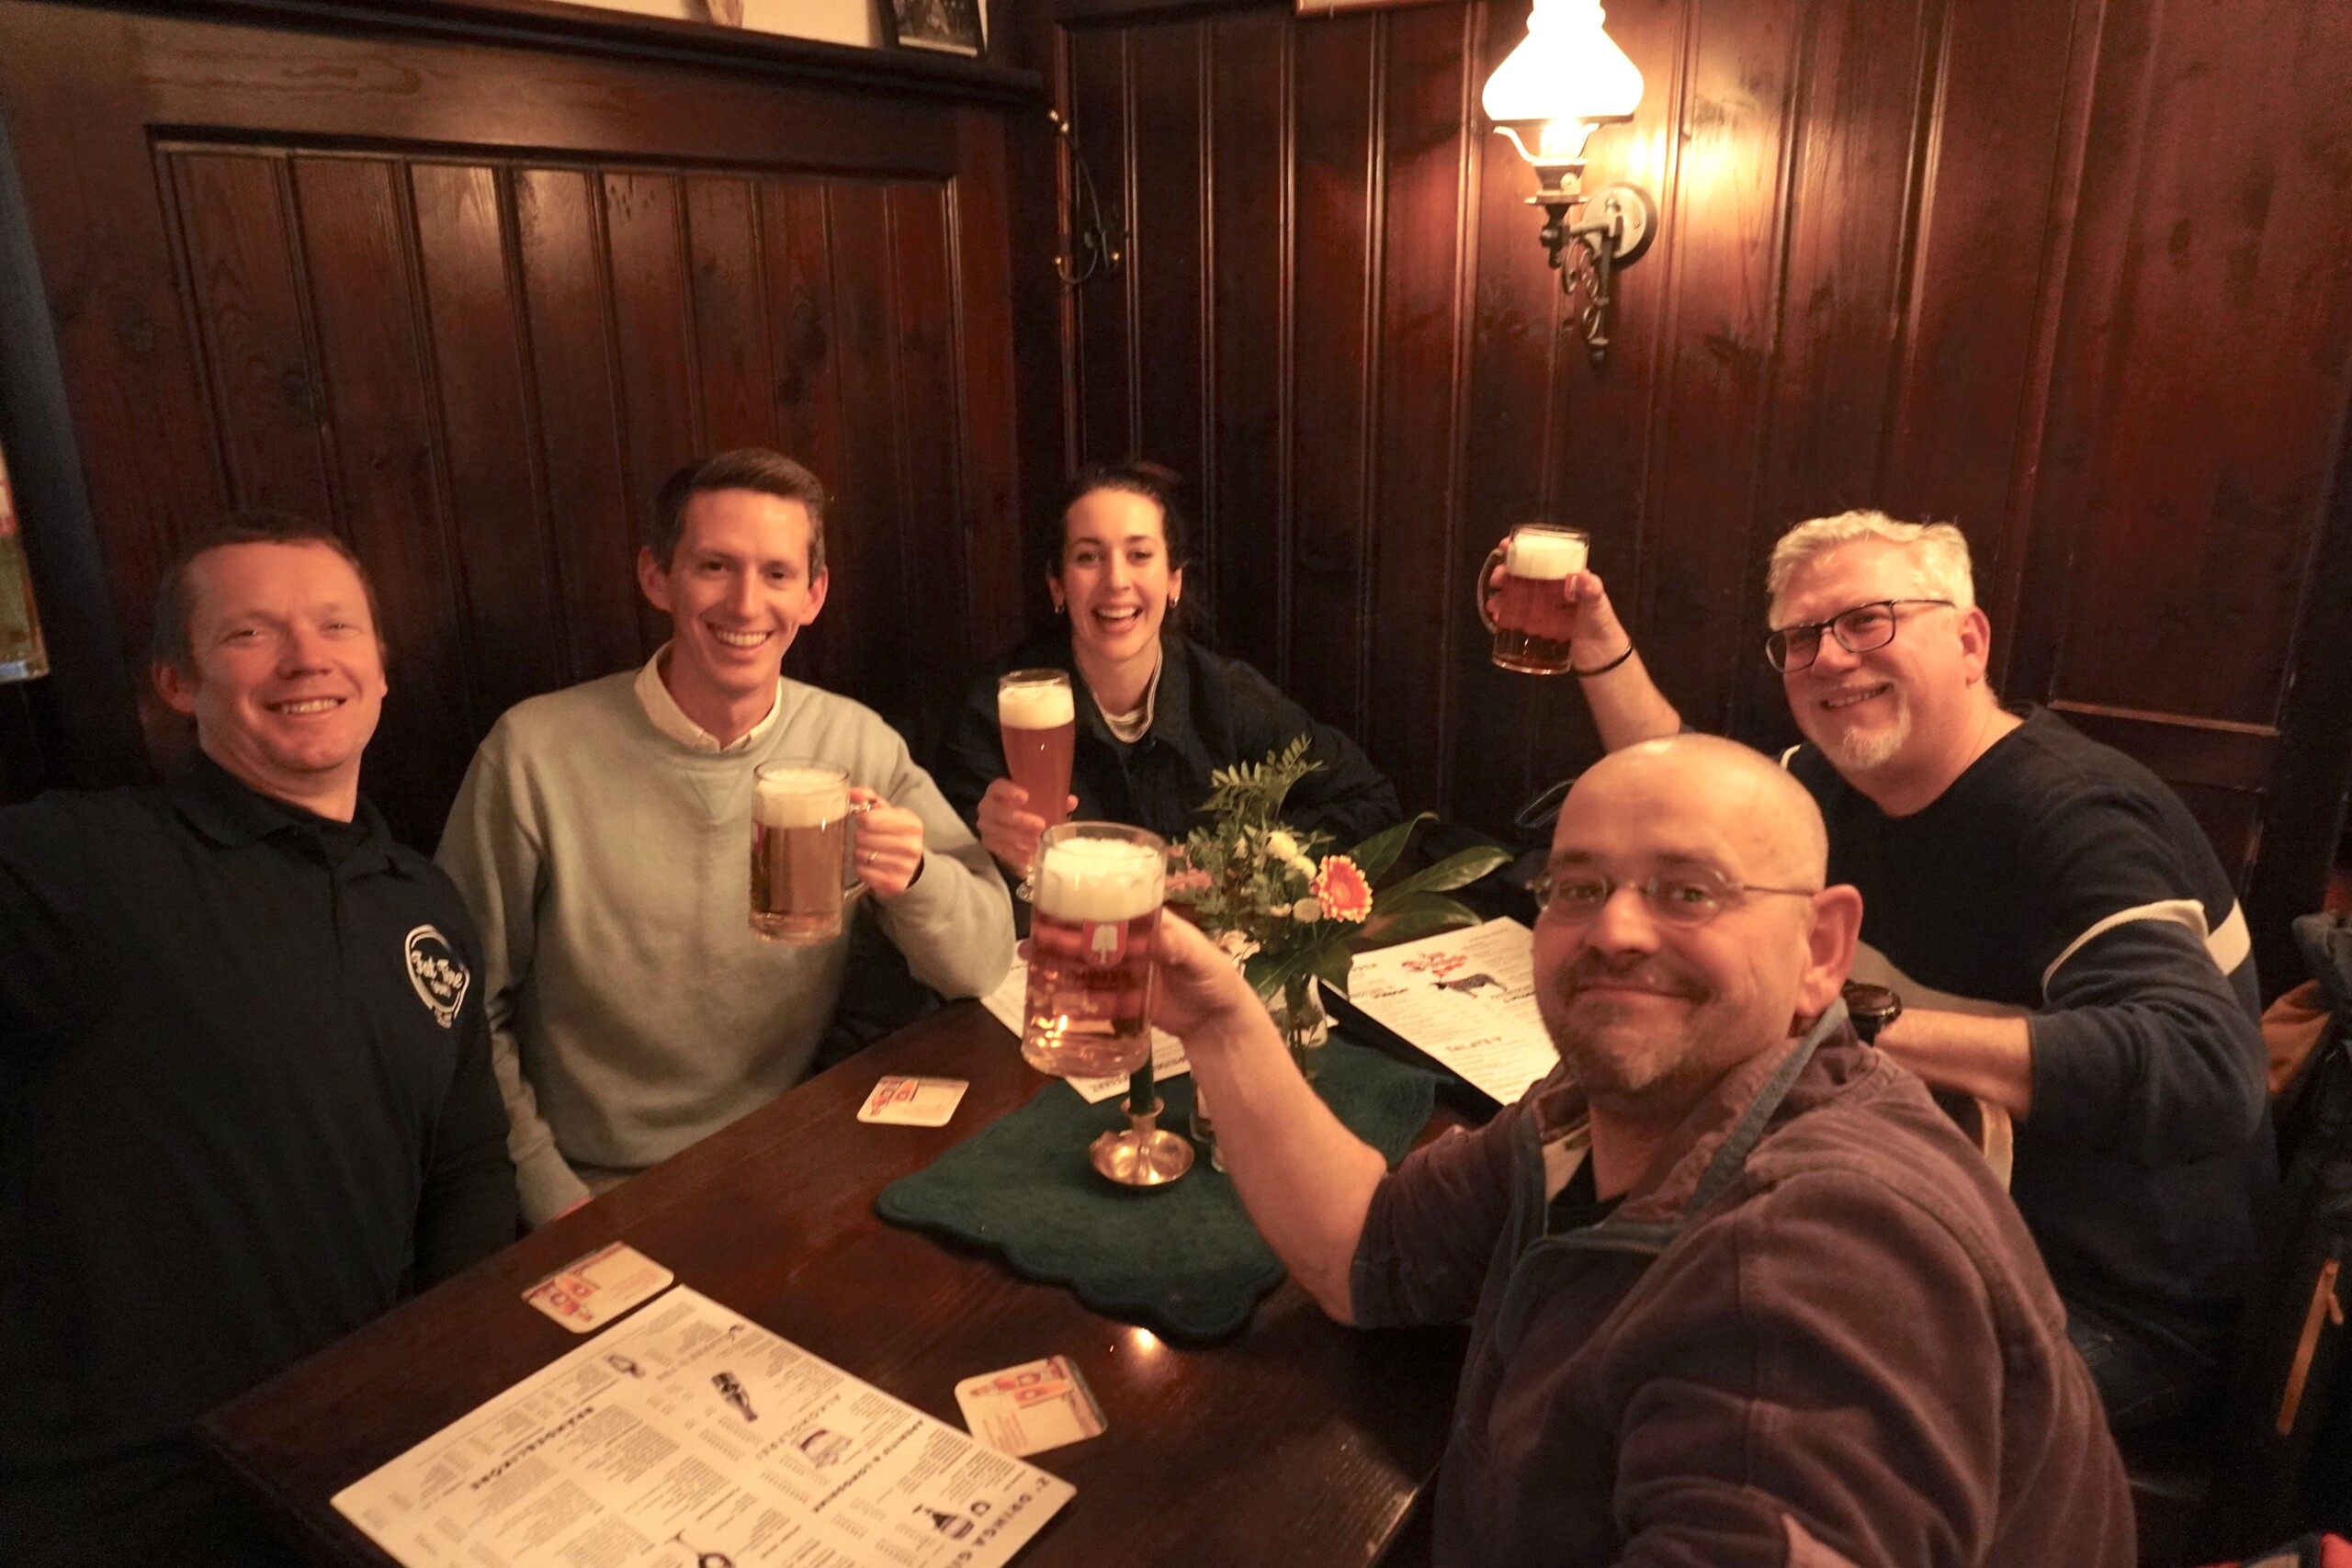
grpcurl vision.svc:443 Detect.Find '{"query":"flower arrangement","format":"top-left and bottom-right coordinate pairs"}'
top-left (1170, 739), bottom-right (1510, 1076)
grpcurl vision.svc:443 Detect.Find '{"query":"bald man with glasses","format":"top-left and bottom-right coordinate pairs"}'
top-left (1547, 510), bottom-right (2273, 1434)
top-left (1148, 734), bottom-right (2131, 1565)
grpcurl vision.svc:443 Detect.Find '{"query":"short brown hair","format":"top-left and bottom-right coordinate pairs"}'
top-left (650, 450), bottom-right (830, 578)
top-left (150, 513), bottom-right (384, 672)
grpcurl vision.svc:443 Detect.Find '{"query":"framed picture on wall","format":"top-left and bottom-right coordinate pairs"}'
top-left (881, 0), bottom-right (984, 56)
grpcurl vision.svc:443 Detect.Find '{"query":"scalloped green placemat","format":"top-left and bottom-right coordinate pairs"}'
top-left (875, 1037), bottom-right (1440, 1342)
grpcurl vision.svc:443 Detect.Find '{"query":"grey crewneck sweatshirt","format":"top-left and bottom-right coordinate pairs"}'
top-left (437, 671), bottom-right (1013, 1224)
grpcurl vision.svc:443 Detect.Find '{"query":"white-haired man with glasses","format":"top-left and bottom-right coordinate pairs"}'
top-left (1549, 510), bottom-right (2273, 1433)
top-left (1149, 733), bottom-right (2131, 1564)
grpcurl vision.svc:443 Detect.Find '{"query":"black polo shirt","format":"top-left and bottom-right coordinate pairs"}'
top-left (0, 758), bottom-right (514, 1540)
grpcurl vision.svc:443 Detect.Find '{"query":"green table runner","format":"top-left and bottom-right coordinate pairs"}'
top-left (875, 1038), bottom-right (1440, 1342)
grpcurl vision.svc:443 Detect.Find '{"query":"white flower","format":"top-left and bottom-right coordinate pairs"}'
top-left (1265, 829), bottom-right (1300, 862)
top-left (1291, 897), bottom-right (1325, 922)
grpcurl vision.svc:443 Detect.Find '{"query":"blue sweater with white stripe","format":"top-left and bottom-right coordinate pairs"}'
top-left (1790, 705), bottom-right (2275, 1342)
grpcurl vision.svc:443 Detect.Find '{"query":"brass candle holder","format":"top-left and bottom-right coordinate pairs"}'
top-left (1088, 1058), bottom-right (1192, 1186)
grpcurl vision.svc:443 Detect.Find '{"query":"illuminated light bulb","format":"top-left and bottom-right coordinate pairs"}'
top-left (1484, 0), bottom-right (1643, 175)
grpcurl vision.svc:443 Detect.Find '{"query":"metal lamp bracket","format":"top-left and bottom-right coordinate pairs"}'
top-left (1530, 182), bottom-right (1656, 361)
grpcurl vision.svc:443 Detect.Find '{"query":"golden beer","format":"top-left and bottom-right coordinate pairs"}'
top-left (1480, 525), bottom-right (1589, 674)
top-left (997, 671), bottom-right (1076, 832)
top-left (1021, 824), bottom-right (1166, 1077)
top-left (750, 763), bottom-right (865, 945)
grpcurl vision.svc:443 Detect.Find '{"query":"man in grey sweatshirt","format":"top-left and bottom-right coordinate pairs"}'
top-left (438, 449), bottom-right (1014, 1225)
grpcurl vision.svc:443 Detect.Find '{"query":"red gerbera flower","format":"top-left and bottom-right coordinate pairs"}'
top-left (1310, 856), bottom-right (1373, 923)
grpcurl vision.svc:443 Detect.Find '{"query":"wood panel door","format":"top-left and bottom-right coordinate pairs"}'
top-left (1024, 0), bottom-right (2352, 988)
top-left (0, 1), bottom-right (1030, 849)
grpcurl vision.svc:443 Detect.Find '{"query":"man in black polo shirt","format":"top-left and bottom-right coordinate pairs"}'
top-left (0, 517), bottom-right (516, 1565)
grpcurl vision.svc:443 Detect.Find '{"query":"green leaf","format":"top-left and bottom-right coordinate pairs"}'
top-left (1310, 943), bottom-right (1355, 993)
top-left (1375, 844), bottom-right (1511, 901)
top-left (1357, 895), bottom-right (1483, 949)
top-left (1346, 813), bottom-right (1428, 885)
top-left (1244, 945), bottom-right (1314, 999)
top-left (1200, 737), bottom-right (1322, 827)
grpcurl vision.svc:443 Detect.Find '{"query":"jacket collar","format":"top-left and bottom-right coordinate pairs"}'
top-left (1030, 623), bottom-right (1204, 761)
top-left (1526, 1000), bottom-right (1852, 1252)
top-left (169, 753), bottom-right (402, 875)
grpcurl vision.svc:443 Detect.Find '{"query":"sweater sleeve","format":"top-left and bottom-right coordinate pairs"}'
top-left (869, 728), bottom-right (1016, 1001)
top-left (412, 929), bottom-right (521, 1284)
top-left (434, 730), bottom-right (593, 1227)
top-left (1220, 657), bottom-right (1402, 848)
top-left (1351, 1109), bottom-right (1521, 1327)
top-left (2020, 789), bottom-right (2267, 1162)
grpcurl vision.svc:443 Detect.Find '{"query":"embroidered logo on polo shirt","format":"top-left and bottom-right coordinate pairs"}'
top-left (404, 925), bottom-right (470, 1030)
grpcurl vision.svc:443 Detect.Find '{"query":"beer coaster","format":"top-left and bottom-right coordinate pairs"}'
top-left (856, 1075), bottom-right (969, 1126)
top-left (522, 1242), bottom-right (674, 1334)
top-left (954, 1355), bottom-right (1107, 1458)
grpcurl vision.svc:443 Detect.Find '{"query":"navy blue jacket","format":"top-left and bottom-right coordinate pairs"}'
top-left (933, 626), bottom-right (1401, 854)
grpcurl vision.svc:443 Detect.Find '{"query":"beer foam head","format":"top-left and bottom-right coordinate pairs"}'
top-left (754, 765), bottom-right (847, 829)
top-left (1035, 835), bottom-right (1163, 923)
top-left (999, 680), bottom-right (1075, 729)
top-left (1506, 530), bottom-right (1588, 580)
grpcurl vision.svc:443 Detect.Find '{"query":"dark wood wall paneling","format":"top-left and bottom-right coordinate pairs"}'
top-left (1036, 0), bottom-right (2352, 985)
top-left (0, 1), bottom-right (1033, 848)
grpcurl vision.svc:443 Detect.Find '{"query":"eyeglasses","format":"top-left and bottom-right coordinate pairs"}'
top-left (1763, 598), bottom-right (1955, 673)
top-left (1530, 868), bottom-right (1818, 928)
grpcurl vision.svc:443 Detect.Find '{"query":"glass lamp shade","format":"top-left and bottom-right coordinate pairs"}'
top-left (1483, 0), bottom-right (1644, 174)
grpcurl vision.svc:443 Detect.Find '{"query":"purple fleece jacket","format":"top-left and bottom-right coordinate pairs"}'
top-left (1351, 1017), bottom-right (2133, 1567)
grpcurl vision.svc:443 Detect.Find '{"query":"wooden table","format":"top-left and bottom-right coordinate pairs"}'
top-left (198, 1002), bottom-right (1471, 1567)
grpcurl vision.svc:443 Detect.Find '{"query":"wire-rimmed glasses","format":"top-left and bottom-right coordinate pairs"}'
top-left (1529, 867), bottom-right (1818, 928)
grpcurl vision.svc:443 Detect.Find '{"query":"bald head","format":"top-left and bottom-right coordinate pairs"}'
top-left (1532, 733), bottom-right (1861, 1117)
top-left (1561, 734), bottom-right (1828, 888)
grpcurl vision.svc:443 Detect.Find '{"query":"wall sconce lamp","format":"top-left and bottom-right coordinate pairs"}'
top-left (1483, 0), bottom-right (1655, 361)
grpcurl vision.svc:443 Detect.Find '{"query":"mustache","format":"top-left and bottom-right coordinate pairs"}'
top-left (1555, 952), bottom-right (1711, 1002)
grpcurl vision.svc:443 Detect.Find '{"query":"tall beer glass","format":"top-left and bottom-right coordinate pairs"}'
top-left (1021, 822), bottom-right (1166, 1077)
top-left (750, 762), bottom-right (869, 945)
top-left (1477, 525), bottom-right (1589, 674)
top-left (997, 669), bottom-right (1076, 901)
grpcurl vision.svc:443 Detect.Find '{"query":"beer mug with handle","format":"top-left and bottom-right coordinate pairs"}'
top-left (749, 761), bottom-right (876, 945)
top-left (1478, 525), bottom-right (1589, 674)
top-left (1021, 822), bottom-right (1167, 1077)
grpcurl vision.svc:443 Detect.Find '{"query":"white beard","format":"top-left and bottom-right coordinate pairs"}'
top-left (1819, 695), bottom-right (1911, 774)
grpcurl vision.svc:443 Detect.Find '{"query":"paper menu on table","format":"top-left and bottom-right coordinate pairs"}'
top-left (332, 1286), bottom-right (1071, 1568)
top-left (978, 957), bottom-right (1190, 1104)
top-left (1342, 918), bottom-right (1557, 1106)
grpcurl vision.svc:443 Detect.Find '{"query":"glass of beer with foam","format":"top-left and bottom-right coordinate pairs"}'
top-left (1021, 822), bottom-right (1167, 1077)
top-left (750, 762), bottom-right (872, 945)
top-left (1477, 525), bottom-right (1589, 673)
top-left (997, 669), bottom-right (1076, 901)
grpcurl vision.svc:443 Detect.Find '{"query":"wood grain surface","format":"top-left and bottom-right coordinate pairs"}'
top-left (1023, 0), bottom-right (2352, 992)
top-left (198, 1005), bottom-right (1468, 1568)
top-left (0, 0), bottom-right (1032, 848)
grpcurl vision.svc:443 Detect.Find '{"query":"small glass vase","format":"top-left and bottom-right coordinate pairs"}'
top-left (1268, 975), bottom-right (1330, 1083)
